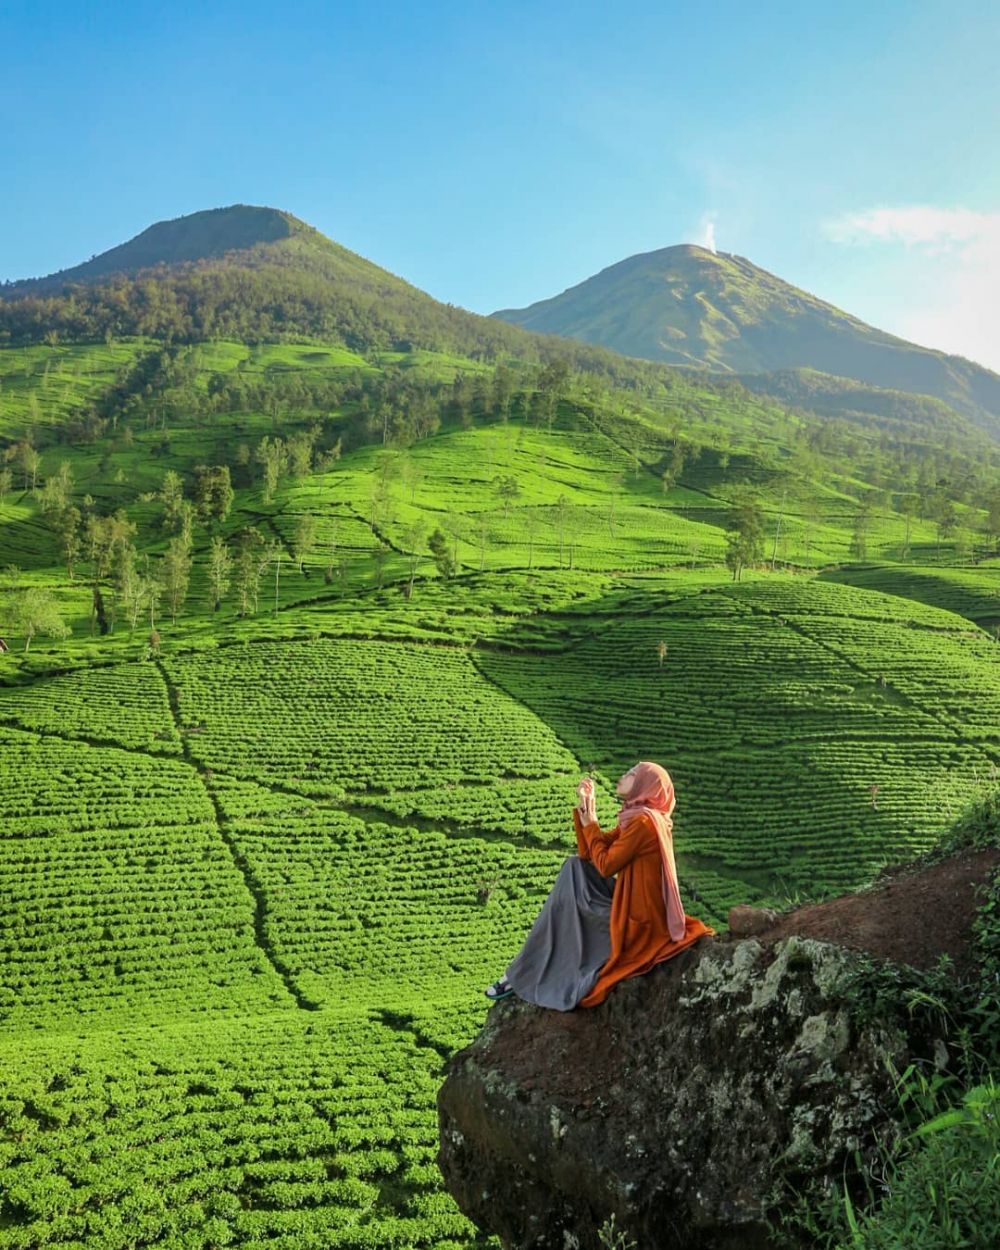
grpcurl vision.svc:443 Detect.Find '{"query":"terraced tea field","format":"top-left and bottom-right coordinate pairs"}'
top-left (3, 568), bottom-right (998, 1245)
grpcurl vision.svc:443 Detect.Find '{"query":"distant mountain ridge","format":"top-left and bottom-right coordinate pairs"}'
top-left (492, 244), bottom-right (1000, 429)
top-left (5, 207), bottom-right (1000, 443)
top-left (0, 206), bottom-right (669, 393)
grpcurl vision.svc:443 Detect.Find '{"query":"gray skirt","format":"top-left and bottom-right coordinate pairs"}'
top-left (504, 855), bottom-right (615, 1011)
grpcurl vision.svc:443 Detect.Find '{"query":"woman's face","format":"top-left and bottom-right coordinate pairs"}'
top-left (616, 765), bottom-right (638, 798)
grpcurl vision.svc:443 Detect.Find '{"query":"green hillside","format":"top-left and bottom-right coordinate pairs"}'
top-left (1, 216), bottom-right (1000, 1247)
top-left (492, 243), bottom-right (1000, 432)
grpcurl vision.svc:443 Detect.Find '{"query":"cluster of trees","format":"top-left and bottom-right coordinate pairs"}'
top-left (0, 571), bottom-right (70, 652)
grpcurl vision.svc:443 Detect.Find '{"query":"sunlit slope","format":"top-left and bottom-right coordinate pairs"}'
top-left (2, 568), bottom-right (998, 1246)
top-left (4, 205), bottom-right (422, 297)
top-left (0, 336), bottom-right (985, 614)
top-left (820, 563), bottom-right (1000, 629)
top-left (0, 341), bottom-right (147, 438)
top-left (2, 319), bottom-right (999, 1250)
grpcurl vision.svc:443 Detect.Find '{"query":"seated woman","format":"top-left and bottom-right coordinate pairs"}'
top-left (485, 760), bottom-right (716, 1010)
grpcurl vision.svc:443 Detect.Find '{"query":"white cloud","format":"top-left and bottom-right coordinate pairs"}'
top-left (695, 212), bottom-right (717, 254)
top-left (822, 205), bottom-right (1000, 371)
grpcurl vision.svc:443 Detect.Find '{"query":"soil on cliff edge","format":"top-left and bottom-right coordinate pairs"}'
top-left (754, 846), bottom-right (1000, 974)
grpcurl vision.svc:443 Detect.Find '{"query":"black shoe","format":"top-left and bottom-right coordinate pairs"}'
top-left (484, 977), bottom-right (514, 1001)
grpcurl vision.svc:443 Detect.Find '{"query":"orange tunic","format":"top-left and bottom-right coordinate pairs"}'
top-left (572, 807), bottom-right (716, 1008)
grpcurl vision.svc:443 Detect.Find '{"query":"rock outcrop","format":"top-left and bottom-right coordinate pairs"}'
top-left (438, 848), bottom-right (999, 1250)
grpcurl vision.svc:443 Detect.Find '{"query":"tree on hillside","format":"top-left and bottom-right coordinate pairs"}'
top-left (443, 515), bottom-right (465, 573)
top-left (800, 501), bottom-right (821, 563)
top-left (143, 555), bottom-right (164, 633)
top-left (0, 467), bottom-right (12, 505)
top-left (849, 500), bottom-right (873, 561)
top-left (523, 509), bottom-right (539, 570)
top-left (85, 508), bottom-right (137, 634)
top-left (898, 495), bottom-right (918, 560)
top-left (366, 477), bottom-right (388, 534)
top-left (315, 434), bottom-right (343, 473)
top-left (373, 539), bottom-right (390, 588)
top-left (117, 543), bottom-right (144, 633)
top-left (160, 470), bottom-right (184, 532)
top-left (660, 441), bottom-right (686, 491)
top-left (527, 388), bottom-right (548, 433)
top-left (554, 494), bottom-right (571, 566)
top-left (984, 492), bottom-right (1000, 554)
top-left (59, 506), bottom-right (82, 579)
top-left (492, 363), bottom-right (515, 421)
top-left (400, 455), bottom-right (426, 505)
top-left (936, 500), bottom-right (959, 554)
top-left (4, 586), bottom-right (70, 652)
top-left (161, 535), bottom-right (193, 623)
top-left (207, 535), bottom-right (232, 611)
top-left (537, 358), bottom-right (570, 401)
top-left (472, 372), bottom-right (491, 422)
top-left (724, 495), bottom-right (765, 581)
top-left (255, 436), bottom-right (287, 504)
top-left (177, 498), bottom-right (196, 549)
top-left (235, 442), bottom-right (253, 486)
top-left (293, 514), bottom-right (316, 574)
top-left (428, 527), bottom-right (455, 580)
top-left (193, 465), bottom-right (234, 524)
top-left (323, 520), bottom-right (339, 585)
top-left (564, 499), bottom-right (581, 570)
top-left (448, 375), bottom-right (473, 429)
top-left (286, 429), bottom-right (316, 477)
top-left (18, 442), bottom-right (40, 493)
top-left (374, 447), bottom-right (402, 493)
top-left (38, 461), bottom-right (74, 518)
top-left (492, 474), bottom-right (520, 521)
top-left (403, 520), bottom-right (426, 598)
top-left (234, 527), bottom-right (267, 616)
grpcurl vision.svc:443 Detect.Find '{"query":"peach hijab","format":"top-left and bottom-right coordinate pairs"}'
top-left (616, 761), bottom-right (687, 942)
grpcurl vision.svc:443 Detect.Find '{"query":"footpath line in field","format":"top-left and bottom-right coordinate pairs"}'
top-left (153, 659), bottom-right (319, 1011)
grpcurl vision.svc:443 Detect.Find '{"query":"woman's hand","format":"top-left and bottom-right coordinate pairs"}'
top-left (576, 776), bottom-right (597, 823)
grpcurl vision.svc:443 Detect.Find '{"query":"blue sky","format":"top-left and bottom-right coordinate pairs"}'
top-left (4, 1), bottom-right (999, 367)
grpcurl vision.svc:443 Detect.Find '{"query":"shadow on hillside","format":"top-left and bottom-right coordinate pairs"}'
top-left (475, 575), bottom-right (971, 919)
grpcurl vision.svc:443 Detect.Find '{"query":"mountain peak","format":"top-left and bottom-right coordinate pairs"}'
top-left (6, 204), bottom-right (317, 290)
top-left (491, 241), bottom-right (1000, 427)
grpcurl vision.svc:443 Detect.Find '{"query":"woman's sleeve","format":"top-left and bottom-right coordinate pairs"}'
top-left (572, 806), bottom-right (592, 860)
top-left (577, 811), bottom-right (651, 876)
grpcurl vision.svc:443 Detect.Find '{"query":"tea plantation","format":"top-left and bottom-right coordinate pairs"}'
top-left (2, 338), bottom-right (999, 1246)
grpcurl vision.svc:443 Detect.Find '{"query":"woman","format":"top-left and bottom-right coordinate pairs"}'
top-left (485, 761), bottom-right (716, 1009)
